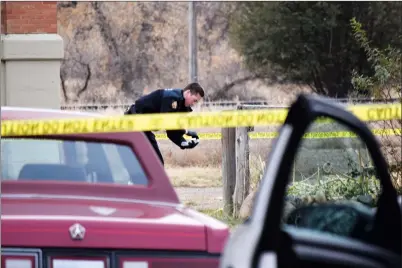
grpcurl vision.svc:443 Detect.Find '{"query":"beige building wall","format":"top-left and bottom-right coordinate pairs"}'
top-left (1, 1), bottom-right (63, 109)
top-left (1, 34), bottom-right (63, 108)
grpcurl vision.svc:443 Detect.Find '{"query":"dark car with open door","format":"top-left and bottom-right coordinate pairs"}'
top-left (220, 94), bottom-right (401, 268)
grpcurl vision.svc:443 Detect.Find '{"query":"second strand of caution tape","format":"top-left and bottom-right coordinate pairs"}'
top-left (155, 128), bottom-right (401, 140)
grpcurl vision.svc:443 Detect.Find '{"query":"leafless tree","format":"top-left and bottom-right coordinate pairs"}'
top-left (58, 2), bottom-right (275, 104)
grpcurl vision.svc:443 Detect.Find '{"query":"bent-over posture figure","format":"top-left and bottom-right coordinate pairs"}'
top-left (124, 82), bottom-right (204, 165)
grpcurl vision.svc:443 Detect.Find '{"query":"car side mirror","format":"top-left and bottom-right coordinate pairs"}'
top-left (285, 203), bottom-right (375, 241)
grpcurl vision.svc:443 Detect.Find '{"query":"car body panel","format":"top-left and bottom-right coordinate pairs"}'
top-left (2, 195), bottom-right (208, 250)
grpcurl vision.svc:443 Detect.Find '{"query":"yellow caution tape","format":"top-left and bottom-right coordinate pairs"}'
top-left (348, 104), bottom-right (401, 121)
top-left (1, 103), bottom-right (400, 137)
top-left (155, 128), bottom-right (401, 140)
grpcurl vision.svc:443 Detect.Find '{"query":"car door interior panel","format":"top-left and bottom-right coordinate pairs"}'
top-left (285, 227), bottom-right (401, 268)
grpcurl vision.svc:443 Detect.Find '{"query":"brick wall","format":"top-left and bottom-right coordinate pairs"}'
top-left (1, 1), bottom-right (57, 34)
top-left (1, 2), bottom-right (6, 33)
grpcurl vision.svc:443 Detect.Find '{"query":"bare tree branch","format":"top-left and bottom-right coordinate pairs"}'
top-left (58, 2), bottom-right (77, 9)
top-left (211, 75), bottom-right (270, 100)
top-left (76, 63), bottom-right (91, 98)
top-left (60, 71), bottom-right (69, 102)
top-left (58, 2), bottom-right (289, 104)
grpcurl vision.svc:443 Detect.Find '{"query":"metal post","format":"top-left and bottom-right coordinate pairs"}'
top-left (188, 1), bottom-right (198, 83)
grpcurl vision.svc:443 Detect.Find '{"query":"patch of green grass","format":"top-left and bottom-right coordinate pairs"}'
top-left (199, 208), bottom-right (245, 229)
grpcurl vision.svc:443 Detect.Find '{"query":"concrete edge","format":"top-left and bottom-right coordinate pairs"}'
top-left (1, 34), bottom-right (64, 60)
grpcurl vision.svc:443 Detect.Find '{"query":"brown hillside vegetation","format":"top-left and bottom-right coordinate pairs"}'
top-left (57, 2), bottom-right (310, 104)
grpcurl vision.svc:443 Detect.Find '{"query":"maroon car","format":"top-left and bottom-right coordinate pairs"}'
top-left (1, 106), bottom-right (229, 268)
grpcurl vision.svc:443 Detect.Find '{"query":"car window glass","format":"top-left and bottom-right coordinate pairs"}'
top-left (1, 138), bottom-right (148, 186)
top-left (1, 139), bottom-right (64, 179)
top-left (282, 117), bottom-right (380, 243)
top-left (101, 143), bottom-right (131, 184)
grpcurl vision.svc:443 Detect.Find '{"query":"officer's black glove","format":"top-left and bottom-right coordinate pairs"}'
top-left (186, 130), bottom-right (199, 139)
top-left (180, 139), bottom-right (199, 150)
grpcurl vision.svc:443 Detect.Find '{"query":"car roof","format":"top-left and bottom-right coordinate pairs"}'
top-left (1, 106), bottom-right (103, 120)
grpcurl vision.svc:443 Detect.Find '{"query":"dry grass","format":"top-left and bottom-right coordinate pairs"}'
top-left (167, 166), bottom-right (222, 187)
top-left (161, 141), bottom-right (223, 167)
top-left (157, 125), bottom-right (277, 168)
top-left (199, 208), bottom-right (245, 228)
top-left (64, 102), bottom-right (401, 213)
top-left (164, 140), bottom-right (271, 189)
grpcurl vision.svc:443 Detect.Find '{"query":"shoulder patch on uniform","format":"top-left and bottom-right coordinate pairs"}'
top-left (172, 101), bottom-right (178, 109)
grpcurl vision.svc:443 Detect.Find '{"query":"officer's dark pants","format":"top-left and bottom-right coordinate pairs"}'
top-left (144, 131), bottom-right (164, 166)
top-left (125, 105), bottom-right (164, 166)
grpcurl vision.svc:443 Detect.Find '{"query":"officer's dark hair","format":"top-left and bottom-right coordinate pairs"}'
top-left (183, 82), bottom-right (204, 98)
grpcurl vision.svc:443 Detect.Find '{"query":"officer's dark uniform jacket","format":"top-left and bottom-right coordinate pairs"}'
top-left (125, 88), bottom-right (192, 148)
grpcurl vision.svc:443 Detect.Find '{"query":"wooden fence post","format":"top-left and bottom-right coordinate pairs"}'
top-left (232, 105), bottom-right (251, 217)
top-left (221, 127), bottom-right (236, 216)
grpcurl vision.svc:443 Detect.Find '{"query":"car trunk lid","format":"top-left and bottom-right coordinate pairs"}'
top-left (1, 196), bottom-right (207, 251)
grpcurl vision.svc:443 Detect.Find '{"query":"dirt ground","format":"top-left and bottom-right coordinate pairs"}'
top-left (175, 187), bottom-right (223, 210)
top-left (166, 166), bottom-right (224, 210)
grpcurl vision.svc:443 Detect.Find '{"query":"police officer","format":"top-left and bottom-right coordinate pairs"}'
top-left (124, 82), bottom-right (204, 166)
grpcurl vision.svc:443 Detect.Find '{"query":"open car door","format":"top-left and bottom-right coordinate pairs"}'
top-left (220, 94), bottom-right (401, 268)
